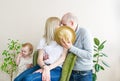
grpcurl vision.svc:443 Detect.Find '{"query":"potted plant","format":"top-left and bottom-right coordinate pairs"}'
top-left (93, 38), bottom-right (110, 81)
top-left (0, 39), bottom-right (21, 81)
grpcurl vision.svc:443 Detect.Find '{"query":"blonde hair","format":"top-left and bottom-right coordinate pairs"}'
top-left (44, 17), bottom-right (60, 45)
top-left (22, 43), bottom-right (33, 54)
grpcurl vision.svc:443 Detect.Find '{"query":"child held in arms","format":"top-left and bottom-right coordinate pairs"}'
top-left (16, 43), bottom-right (33, 76)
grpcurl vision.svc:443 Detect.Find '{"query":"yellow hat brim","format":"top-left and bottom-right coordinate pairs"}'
top-left (54, 26), bottom-right (76, 45)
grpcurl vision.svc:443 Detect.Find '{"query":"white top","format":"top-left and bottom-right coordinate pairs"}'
top-left (17, 57), bottom-right (32, 76)
top-left (37, 37), bottom-right (63, 67)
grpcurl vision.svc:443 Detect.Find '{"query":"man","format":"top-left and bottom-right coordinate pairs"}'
top-left (61, 12), bottom-right (93, 81)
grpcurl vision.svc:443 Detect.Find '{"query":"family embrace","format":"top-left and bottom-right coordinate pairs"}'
top-left (14, 12), bottom-right (93, 81)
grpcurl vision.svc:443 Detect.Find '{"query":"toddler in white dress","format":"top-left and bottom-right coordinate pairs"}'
top-left (16, 43), bottom-right (33, 76)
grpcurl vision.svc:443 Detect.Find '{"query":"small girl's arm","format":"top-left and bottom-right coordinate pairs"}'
top-left (16, 53), bottom-right (22, 65)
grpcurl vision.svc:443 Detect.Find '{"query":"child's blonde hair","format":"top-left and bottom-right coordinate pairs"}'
top-left (22, 43), bottom-right (33, 54)
top-left (44, 17), bottom-right (60, 45)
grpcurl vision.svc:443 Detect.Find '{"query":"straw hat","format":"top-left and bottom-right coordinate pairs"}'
top-left (54, 26), bottom-right (76, 45)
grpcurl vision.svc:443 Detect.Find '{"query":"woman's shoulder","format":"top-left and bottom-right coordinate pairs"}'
top-left (38, 37), bottom-right (46, 44)
top-left (37, 37), bottom-right (46, 49)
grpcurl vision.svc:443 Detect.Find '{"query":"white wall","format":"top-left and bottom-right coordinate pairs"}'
top-left (0, 0), bottom-right (120, 81)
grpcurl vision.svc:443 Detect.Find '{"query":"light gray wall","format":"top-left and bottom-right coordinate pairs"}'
top-left (0, 0), bottom-right (120, 81)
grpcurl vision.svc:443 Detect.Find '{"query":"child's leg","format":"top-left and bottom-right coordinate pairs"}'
top-left (14, 65), bottom-right (40, 81)
top-left (23, 72), bottom-right (42, 81)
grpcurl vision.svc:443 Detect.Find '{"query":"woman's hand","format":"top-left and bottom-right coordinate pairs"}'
top-left (42, 65), bottom-right (50, 81)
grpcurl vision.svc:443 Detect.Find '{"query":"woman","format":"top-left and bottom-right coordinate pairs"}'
top-left (14, 17), bottom-right (68, 81)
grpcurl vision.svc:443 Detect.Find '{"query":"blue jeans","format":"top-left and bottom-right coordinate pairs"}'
top-left (14, 65), bottom-right (62, 81)
top-left (23, 66), bottom-right (62, 81)
top-left (69, 70), bottom-right (92, 81)
top-left (14, 65), bottom-right (40, 81)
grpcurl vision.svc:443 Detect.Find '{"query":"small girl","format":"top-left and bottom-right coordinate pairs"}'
top-left (16, 43), bottom-right (33, 76)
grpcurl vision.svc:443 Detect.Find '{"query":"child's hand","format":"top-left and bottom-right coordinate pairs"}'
top-left (18, 53), bottom-right (23, 57)
top-left (16, 53), bottom-right (23, 65)
top-left (26, 64), bottom-right (33, 68)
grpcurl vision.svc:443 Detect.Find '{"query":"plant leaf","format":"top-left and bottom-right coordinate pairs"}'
top-left (101, 53), bottom-right (108, 57)
top-left (101, 40), bottom-right (107, 46)
top-left (93, 53), bottom-right (99, 57)
top-left (95, 64), bottom-right (100, 72)
top-left (92, 73), bottom-right (97, 81)
top-left (100, 65), bottom-right (105, 70)
top-left (102, 60), bottom-right (110, 67)
top-left (98, 44), bottom-right (104, 50)
top-left (93, 60), bottom-right (97, 63)
top-left (94, 45), bottom-right (98, 48)
top-left (94, 49), bottom-right (97, 52)
top-left (98, 40), bottom-right (106, 50)
top-left (94, 38), bottom-right (100, 46)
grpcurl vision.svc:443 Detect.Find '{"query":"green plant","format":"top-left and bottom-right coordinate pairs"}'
top-left (93, 38), bottom-right (109, 81)
top-left (0, 39), bottom-right (21, 81)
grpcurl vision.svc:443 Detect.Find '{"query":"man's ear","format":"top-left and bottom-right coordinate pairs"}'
top-left (70, 21), bottom-right (74, 26)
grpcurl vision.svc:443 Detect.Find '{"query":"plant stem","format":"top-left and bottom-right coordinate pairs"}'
top-left (95, 50), bottom-right (100, 74)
